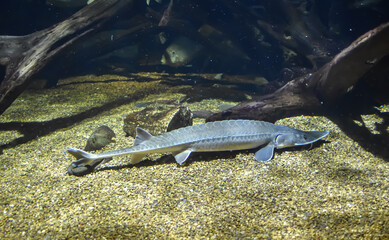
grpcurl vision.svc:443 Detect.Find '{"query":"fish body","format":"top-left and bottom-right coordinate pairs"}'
top-left (67, 120), bottom-right (329, 170)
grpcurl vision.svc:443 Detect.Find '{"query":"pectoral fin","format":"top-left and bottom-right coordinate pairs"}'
top-left (255, 144), bottom-right (275, 162)
top-left (173, 149), bottom-right (192, 165)
top-left (130, 153), bottom-right (147, 164)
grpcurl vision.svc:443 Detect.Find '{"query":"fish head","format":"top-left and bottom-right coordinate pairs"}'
top-left (275, 130), bottom-right (329, 149)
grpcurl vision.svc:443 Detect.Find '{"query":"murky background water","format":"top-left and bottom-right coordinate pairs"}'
top-left (0, 0), bottom-right (388, 238)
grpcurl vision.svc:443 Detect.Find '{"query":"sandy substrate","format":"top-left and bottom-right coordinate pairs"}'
top-left (0, 74), bottom-right (388, 239)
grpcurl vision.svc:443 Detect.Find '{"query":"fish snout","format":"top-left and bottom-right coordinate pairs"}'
top-left (275, 130), bottom-right (329, 148)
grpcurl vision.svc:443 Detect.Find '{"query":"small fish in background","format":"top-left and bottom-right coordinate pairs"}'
top-left (84, 125), bottom-right (116, 151)
top-left (67, 125), bottom-right (115, 176)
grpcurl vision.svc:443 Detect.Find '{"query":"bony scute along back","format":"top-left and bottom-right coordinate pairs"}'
top-left (66, 120), bottom-right (329, 175)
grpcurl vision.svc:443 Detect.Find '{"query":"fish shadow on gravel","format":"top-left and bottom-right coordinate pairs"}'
top-left (95, 151), bottom-right (243, 173)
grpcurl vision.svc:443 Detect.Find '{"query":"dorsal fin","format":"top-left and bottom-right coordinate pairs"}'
top-left (134, 127), bottom-right (153, 146)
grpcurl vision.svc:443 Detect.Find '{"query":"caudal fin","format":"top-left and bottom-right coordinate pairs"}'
top-left (66, 147), bottom-right (96, 160)
top-left (67, 147), bottom-right (109, 176)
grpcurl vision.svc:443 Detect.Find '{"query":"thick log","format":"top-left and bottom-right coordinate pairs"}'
top-left (0, 0), bottom-right (134, 115)
top-left (207, 22), bottom-right (389, 122)
top-left (314, 22), bottom-right (389, 101)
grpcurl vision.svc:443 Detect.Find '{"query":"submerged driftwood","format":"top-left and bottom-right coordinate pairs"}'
top-left (0, 0), bottom-right (134, 115)
top-left (207, 22), bottom-right (389, 122)
top-left (0, 0), bottom-right (387, 122)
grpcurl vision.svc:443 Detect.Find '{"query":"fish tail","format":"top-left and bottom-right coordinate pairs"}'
top-left (67, 147), bottom-right (110, 175)
top-left (66, 147), bottom-right (98, 164)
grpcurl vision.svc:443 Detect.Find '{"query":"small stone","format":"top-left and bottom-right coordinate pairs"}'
top-left (167, 106), bottom-right (193, 132)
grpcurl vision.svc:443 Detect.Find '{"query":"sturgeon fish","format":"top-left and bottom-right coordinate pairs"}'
top-left (67, 120), bottom-right (329, 173)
